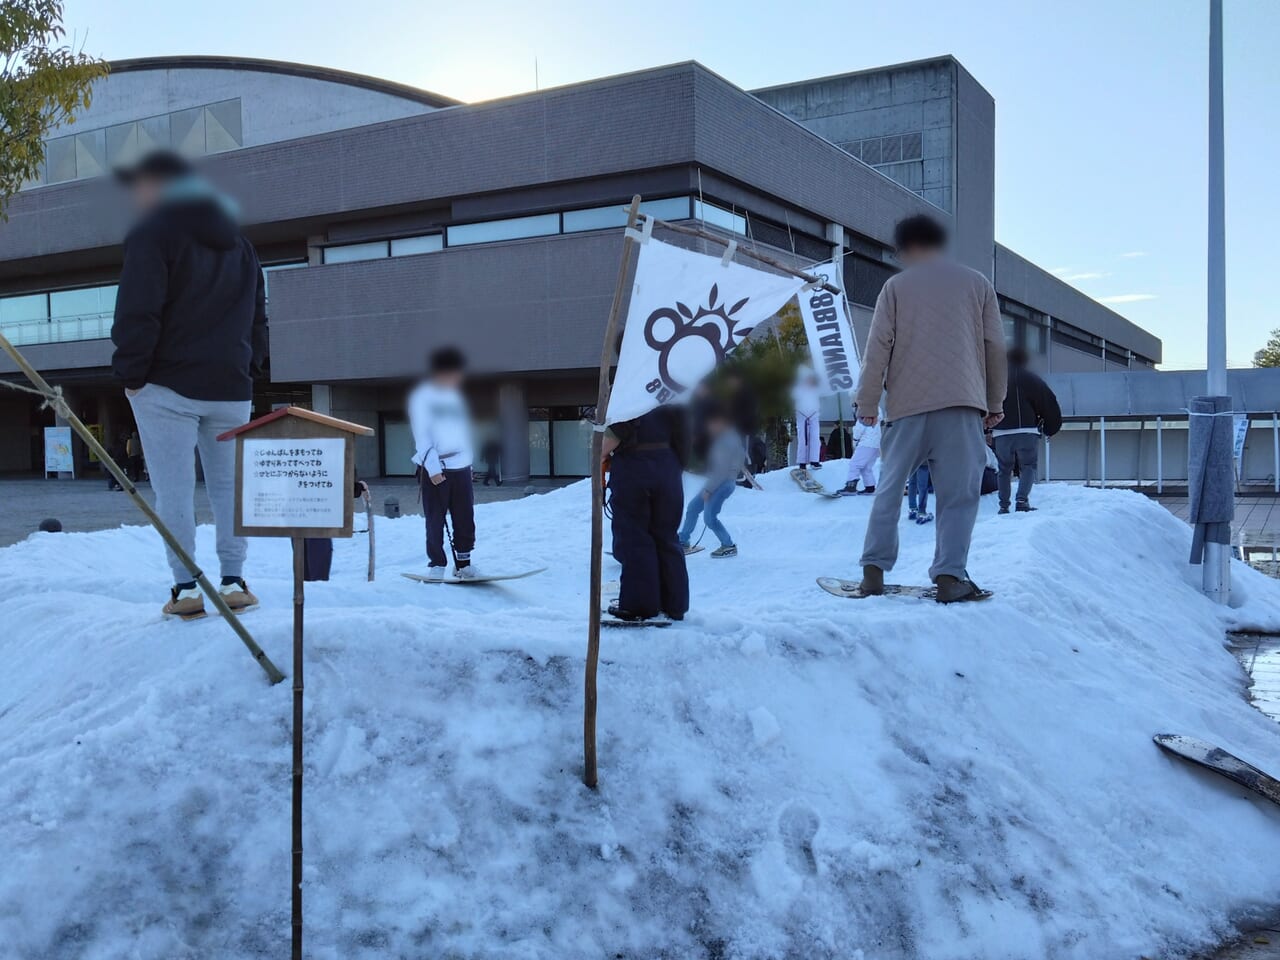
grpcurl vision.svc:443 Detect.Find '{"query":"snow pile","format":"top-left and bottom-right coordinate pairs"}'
top-left (3, 474), bottom-right (1280, 959)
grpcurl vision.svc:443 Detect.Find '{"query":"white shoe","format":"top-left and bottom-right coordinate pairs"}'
top-left (426, 566), bottom-right (448, 581)
top-left (453, 565), bottom-right (479, 580)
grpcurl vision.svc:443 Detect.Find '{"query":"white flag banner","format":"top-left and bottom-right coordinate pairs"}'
top-left (797, 261), bottom-right (860, 397)
top-left (605, 237), bottom-right (807, 425)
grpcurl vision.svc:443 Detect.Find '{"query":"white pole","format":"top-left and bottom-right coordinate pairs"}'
top-left (1100, 416), bottom-right (1107, 489)
top-left (1272, 412), bottom-right (1278, 493)
top-left (1157, 416), bottom-right (1164, 494)
top-left (1203, 0), bottom-right (1231, 602)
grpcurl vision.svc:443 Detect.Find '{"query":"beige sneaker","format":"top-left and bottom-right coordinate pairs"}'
top-left (219, 578), bottom-right (259, 612)
top-left (163, 585), bottom-right (206, 620)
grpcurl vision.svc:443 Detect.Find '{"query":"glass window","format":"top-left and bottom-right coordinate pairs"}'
top-left (900, 132), bottom-right (923, 161)
top-left (204, 100), bottom-right (243, 153)
top-left (528, 421), bottom-right (551, 476)
top-left (1026, 323), bottom-right (1046, 354)
top-left (323, 241), bottom-right (388, 264)
top-left (447, 213), bottom-right (560, 247)
top-left (171, 106), bottom-right (206, 156)
top-left (552, 419), bottom-right (593, 476)
top-left (693, 200), bottom-right (747, 235)
top-left (0, 293), bottom-right (48, 327)
top-left (860, 138), bottom-right (883, 165)
top-left (50, 285), bottom-right (116, 320)
top-left (563, 197), bottom-right (691, 233)
top-left (74, 129), bottom-right (106, 179)
top-left (106, 122), bottom-right (140, 168)
top-left (1003, 317), bottom-right (1017, 344)
top-left (137, 113), bottom-right (171, 153)
top-left (45, 136), bottom-right (77, 183)
top-left (390, 234), bottom-right (443, 256)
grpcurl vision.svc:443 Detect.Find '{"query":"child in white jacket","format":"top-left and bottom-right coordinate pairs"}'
top-left (842, 417), bottom-right (881, 494)
top-left (792, 365), bottom-right (823, 471)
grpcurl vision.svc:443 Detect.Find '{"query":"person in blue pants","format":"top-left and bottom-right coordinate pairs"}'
top-left (679, 404), bottom-right (744, 558)
top-left (907, 463), bottom-right (932, 524)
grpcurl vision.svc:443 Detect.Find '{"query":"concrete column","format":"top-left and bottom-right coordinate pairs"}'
top-left (312, 384), bottom-right (332, 416)
top-left (498, 381), bottom-right (530, 484)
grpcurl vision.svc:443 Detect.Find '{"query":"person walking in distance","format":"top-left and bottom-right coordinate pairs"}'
top-left (792, 365), bottom-right (823, 472)
top-left (993, 346), bottom-right (1062, 514)
top-left (409, 347), bottom-right (480, 579)
top-left (853, 214), bottom-right (1008, 603)
top-left (111, 149), bottom-right (266, 619)
top-left (678, 403), bottom-right (744, 558)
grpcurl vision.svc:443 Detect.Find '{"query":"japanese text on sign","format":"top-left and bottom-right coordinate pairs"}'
top-left (242, 437), bottom-right (345, 528)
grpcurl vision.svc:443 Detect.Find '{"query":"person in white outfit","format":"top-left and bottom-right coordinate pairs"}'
top-left (842, 417), bottom-right (881, 494)
top-left (408, 347), bottom-right (478, 579)
top-left (792, 365), bottom-right (823, 471)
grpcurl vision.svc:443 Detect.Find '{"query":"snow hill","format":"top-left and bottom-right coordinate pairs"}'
top-left (3, 471), bottom-right (1280, 960)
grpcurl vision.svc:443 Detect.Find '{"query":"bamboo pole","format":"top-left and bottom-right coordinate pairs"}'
top-left (584, 195), bottom-right (642, 789)
top-left (291, 536), bottom-right (305, 960)
top-left (0, 331), bottom-right (284, 684)
top-left (363, 487), bottom-right (375, 582)
top-left (643, 215), bottom-right (842, 295)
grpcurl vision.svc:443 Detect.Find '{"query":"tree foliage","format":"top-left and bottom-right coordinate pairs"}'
top-left (1254, 329), bottom-right (1280, 368)
top-left (0, 0), bottom-right (106, 214)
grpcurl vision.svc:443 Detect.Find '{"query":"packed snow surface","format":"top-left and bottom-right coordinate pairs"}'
top-left (3, 473), bottom-right (1280, 960)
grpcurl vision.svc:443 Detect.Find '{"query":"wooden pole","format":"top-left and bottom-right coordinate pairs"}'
top-left (584, 195), bottom-right (642, 789)
top-left (0, 332), bottom-right (284, 684)
top-left (291, 536), bottom-right (305, 960)
top-left (643, 216), bottom-right (842, 295)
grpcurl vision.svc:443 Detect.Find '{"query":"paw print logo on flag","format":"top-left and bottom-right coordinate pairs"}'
top-left (606, 237), bottom-right (808, 425)
top-left (643, 283), bottom-right (754, 400)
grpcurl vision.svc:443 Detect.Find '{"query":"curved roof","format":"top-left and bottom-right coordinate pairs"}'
top-left (107, 55), bottom-right (460, 109)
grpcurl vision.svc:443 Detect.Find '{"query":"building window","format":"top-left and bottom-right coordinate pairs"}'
top-left (390, 234), bottom-right (443, 256)
top-left (694, 199), bottom-right (747, 235)
top-left (552, 418), bottom-right (593, 476)
top-left (845, 254), bottom-right (897, 307)
top-left (0, 292), bottom-right (49, 328)
top-left (562, 197), bottom-right (691, 233)
top-left (841, 132), bottom-right (927, 198)
top-left (0, 282), bottom-right (118, 345)
top-left (322, 241), bottom-right (389, 264)
top-left (447, 213), bottom-right (561, 247)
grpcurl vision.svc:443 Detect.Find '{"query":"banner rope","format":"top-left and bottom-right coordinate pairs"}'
top-left (0, 377), bottom-right (72, 419)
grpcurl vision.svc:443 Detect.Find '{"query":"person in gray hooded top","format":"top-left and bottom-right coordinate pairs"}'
top-left (678, 403), bottom-right (745, 559)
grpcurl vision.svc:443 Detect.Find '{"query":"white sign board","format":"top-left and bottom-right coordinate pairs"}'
top-left (44, 426), bottom-right (74, 474)
top-left (796, 261), bottom-right (860, 397)
top-left (242, 437), bottom-right (345, 528)
top-left (1233, 414), bottom-right (1249, 462)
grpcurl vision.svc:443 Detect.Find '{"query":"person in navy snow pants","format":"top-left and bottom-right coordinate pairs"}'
top-left (604, 406), bottom-right (690, 621)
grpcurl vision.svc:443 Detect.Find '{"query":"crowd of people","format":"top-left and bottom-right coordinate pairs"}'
top-left (105, 146), bottom-right (1060, 622)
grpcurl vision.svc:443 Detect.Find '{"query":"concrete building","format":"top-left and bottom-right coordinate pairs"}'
top-left (0, 55), bottom-right (1161, 481)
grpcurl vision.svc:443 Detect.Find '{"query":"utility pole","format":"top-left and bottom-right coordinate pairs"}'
top-left (1201, 0), bottom-right (1232, 602)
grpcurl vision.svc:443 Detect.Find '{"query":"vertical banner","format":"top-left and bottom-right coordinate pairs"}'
top-left (606, 237), bottom-right (806, 425)
top-left (796, 261), bottom-right (859, 397)
top-left (44, 426), bottom-right (74, 475)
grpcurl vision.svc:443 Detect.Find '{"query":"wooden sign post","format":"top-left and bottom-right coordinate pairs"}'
top-left (218, 407), bottom-right (374, 960)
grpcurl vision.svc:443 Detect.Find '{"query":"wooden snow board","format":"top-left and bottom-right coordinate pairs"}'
top-left (1153, 734), bottom-right (1280, 806)
top-left (401, 568), bottom-right (547, 585)
top-left (789, 468), bottom-right (841, 499)
top-left (816, 577), bottom-right (994, 602)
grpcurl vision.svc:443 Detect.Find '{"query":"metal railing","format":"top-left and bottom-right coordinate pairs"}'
top-left (0, 313), bottom-right (112, 346)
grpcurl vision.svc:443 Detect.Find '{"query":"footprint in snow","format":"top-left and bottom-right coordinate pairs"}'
top-left (778, 803), bottom-right (820, 876)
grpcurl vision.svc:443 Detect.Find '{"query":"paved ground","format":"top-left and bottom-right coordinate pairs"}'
top-left (0, 475), bottom-right (572, 548)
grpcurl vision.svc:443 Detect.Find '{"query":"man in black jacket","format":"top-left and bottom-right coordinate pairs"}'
top-left (112, 150), bottom-right (267, 619)
top-left (992, 347), bottom-right (1062, 513)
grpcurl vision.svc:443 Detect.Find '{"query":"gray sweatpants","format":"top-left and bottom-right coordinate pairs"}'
top-left (128, 383), bottom-right (251, 584)
top-left (860, 406), bottom-right (986, 581)
top-left (994, 433), bottom-right (1040, 507)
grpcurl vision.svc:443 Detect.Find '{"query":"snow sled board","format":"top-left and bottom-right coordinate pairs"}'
top-left (402, 567), bottom-right (546, 585)
top-left (1153, 734), bottom-right (1280, 806)
top-left (815, 577), bottom-right (994, 602)
top-left (790, 468), bottom-right (841, 499)
top-left (601, 611), bottom-right (673, 629)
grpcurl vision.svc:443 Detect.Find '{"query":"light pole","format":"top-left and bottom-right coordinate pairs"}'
top-left (1201, 0), bottom-right (1232, 602)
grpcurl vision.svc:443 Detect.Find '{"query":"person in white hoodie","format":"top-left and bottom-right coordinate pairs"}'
top-left (408, 347), bottom-right (478, 579)
top-left (841, 413), bottom-right (881, 495)
top-left (791, 365), bottom-right (823, 472)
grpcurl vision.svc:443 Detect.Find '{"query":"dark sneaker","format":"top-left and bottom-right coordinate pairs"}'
top-left (908, 508), bottom-right (918, 521)
top-left (857, 485), bottom-right (877, 495)
top-left (1015, 500), bottom-right (1036, 513)
top-left (860, 564), bottom-right (885, 596)
top-left (809, 462), bottom-right (822, 470)
top-left (710, 545), bottom-right (738, 558)
top-left (916, 512), bottom-right (934, 525)
top-left (607, 602), bottom-right (645, 622)
top-left (998, 505), bottom-right (1010, 515)
top-left (842, 481), bottom-right (860, 494)
top-left (934, 575), bottom-right (992, 604)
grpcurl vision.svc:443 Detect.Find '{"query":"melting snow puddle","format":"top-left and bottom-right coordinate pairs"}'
top-left (1230, 632), bottom-right (1280, 724)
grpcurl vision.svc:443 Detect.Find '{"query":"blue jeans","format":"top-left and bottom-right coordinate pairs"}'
top-left (907, 464), bottom-right (931, 513)
top-left (679, 480), bottom-right (736, 548)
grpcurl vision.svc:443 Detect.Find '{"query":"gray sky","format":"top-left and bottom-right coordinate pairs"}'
top-left (61, 0), bottom-right (1279, 369)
